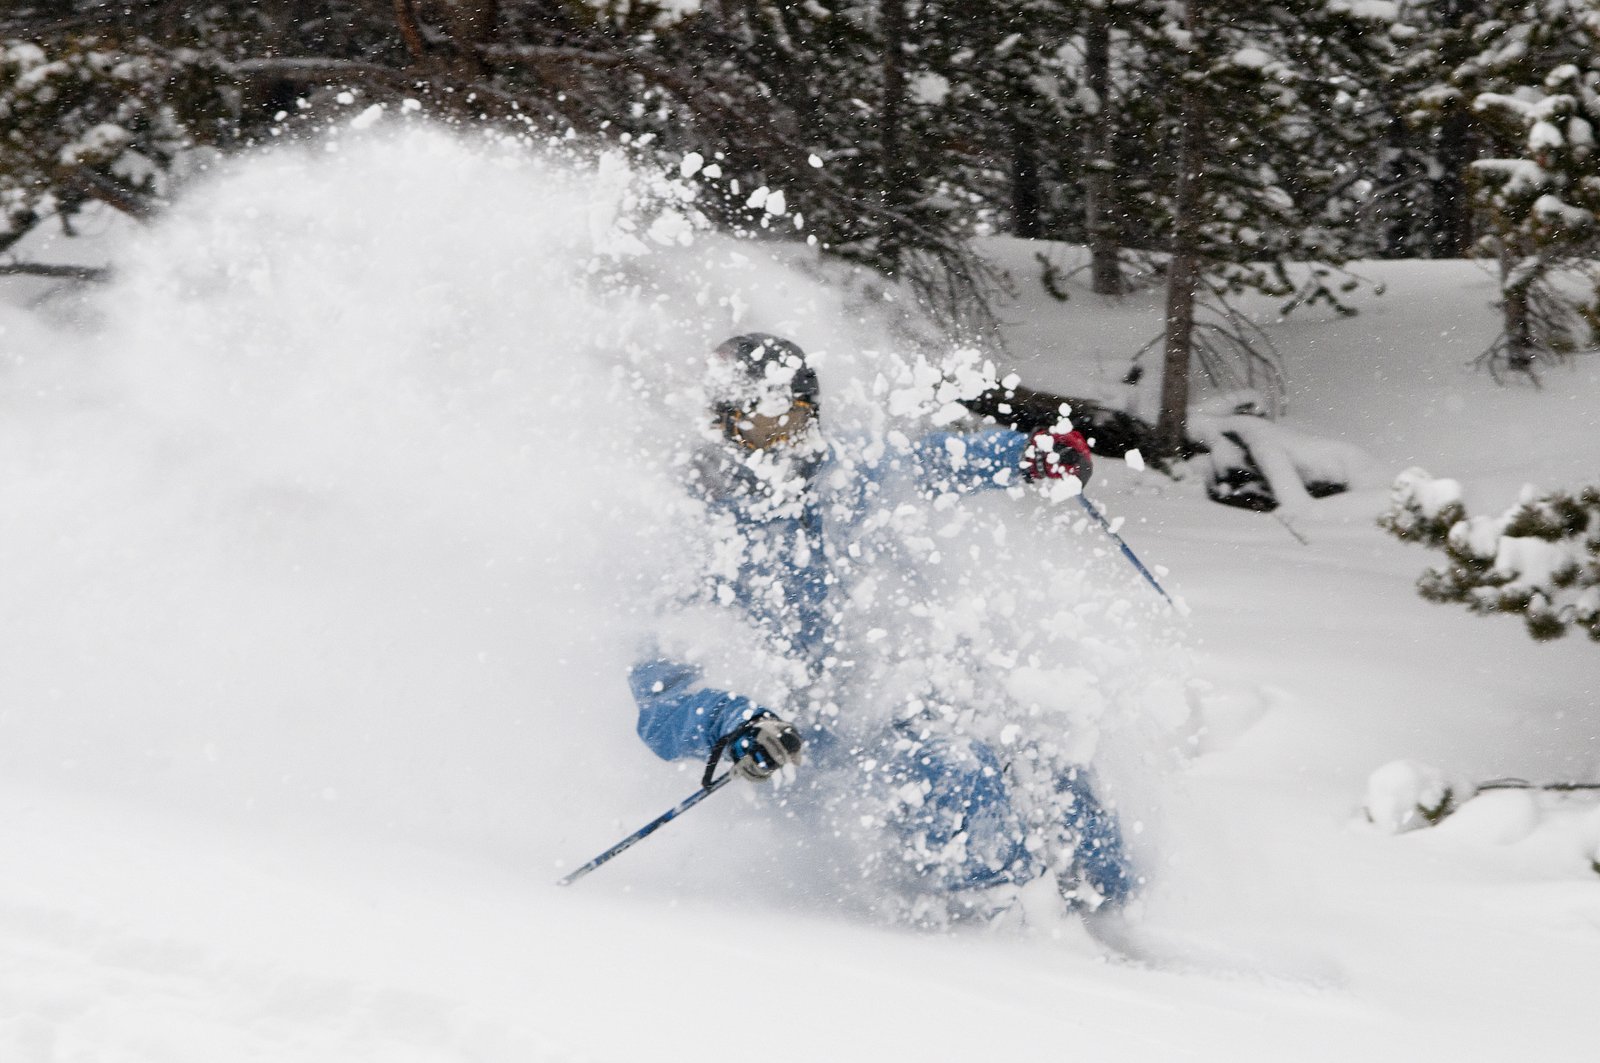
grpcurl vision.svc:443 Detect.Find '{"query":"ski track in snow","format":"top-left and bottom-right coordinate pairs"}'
top-left (0, 125), bottom-right (1597, 1061)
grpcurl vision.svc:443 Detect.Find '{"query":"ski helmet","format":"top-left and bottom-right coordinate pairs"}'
top-left (711, 333), bottom-right (819, 407)
top-left (709, 333), bottom-right (820, 448)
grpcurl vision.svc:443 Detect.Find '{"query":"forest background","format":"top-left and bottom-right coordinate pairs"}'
top-left (5, 0), bottom-right (1600, 640)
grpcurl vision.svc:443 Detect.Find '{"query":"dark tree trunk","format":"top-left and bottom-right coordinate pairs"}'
top-left (401, 0), bottom-right (500, 77)
top-left (1083, 9), bottom-right (1125, 295)
top-left (1428, 0), bottom-right (1475, 258)
top-left (1011, 105), bottom-right (1045, 238)
top-left (1429, 105), bottom-right (1474, 257)
top-left (879, 0), bottom-right (911, 264)
top-left (1158, 234), bottom-right (1200, 455)
top-left (1381, 113), bottom-right (1421, 258)
top-left (1499, 244), bottom-right (1534, 370)
top-left (1156, 0), bottom-right (1203, 456)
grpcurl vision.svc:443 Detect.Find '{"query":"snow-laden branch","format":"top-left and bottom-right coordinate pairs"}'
top-left (1382, 470), bottom-right (1600, 642)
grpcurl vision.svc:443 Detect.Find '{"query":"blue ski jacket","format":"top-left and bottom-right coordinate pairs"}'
top-left (630, 427), bottom-right (1031, 763)
top-left (627, 424), bottom-right (1131, 902)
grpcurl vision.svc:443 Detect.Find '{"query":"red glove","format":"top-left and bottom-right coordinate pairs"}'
top-left (1022, 430), bottom-right (1093, 486)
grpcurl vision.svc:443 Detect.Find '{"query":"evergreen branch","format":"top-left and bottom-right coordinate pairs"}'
top-left (0, 0), bottom-right (187, 38)
top-left (229, 56), bottom-right (430, 91)
top-left (227, 57), bottom-right (546, 127)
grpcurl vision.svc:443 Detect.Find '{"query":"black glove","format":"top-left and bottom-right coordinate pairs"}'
top-left (1022, 430), bottom-right (1093, 487)
top-left (721, 711), bottom-right (804, 783)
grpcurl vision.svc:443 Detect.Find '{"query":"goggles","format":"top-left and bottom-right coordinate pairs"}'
top-left (716, 397), bottom-right (817, 450)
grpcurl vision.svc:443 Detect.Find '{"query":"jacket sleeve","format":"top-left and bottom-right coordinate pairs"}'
top-left (629, 657), bottom-right (763, 762)
top-left (909, 427), bottom-right (1030, 493)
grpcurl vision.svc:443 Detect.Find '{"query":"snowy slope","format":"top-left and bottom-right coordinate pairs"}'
top-left (0, 123), bottom-right (1597, 1061)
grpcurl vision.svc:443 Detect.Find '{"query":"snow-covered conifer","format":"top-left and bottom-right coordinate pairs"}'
top-left (0, 32), bottom-right (237, 256)
top-left (1471, 12), bottom-right (1600, 374)
top-left (1111, 0), bottom-right (1400, 451)
top-left (1382, 470), bottom-right (1600, 642)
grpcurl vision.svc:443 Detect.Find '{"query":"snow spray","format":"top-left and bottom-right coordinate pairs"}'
top-left (0, 115), bottom-right (1194, 914)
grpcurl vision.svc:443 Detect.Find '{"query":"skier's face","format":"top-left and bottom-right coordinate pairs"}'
top-left (718, 396), bottom-right (816, 450)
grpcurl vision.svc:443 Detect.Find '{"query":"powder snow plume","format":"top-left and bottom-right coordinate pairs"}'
top-left (0, 119), bottom-right (1192, 913)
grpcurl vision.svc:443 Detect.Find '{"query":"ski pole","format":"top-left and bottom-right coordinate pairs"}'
top-left (1076, 494), bottom-right (1175, 608)
top-left (557, 773), bottom-right (733, 886)
top-left (1273, 510), bottom-right (1311, 546)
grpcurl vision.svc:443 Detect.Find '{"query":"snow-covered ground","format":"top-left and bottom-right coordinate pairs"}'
top-left (1, 124), bottom-right (1596, 1061)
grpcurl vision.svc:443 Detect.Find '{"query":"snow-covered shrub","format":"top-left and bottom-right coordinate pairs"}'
top-left (1378, 466), bottom-right (1466, 546)
top-left (1190, 415), bottom-right (1364, 513)
top-left (1381, 469), bottom-right (1600, 642)
top-left (0, 35), bottom-right (236, 252)
top-left (1363, 759), bottom-right (1456, 833)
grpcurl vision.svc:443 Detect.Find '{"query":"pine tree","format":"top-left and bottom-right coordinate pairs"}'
top-left (0, 24), bottom-right (243, 265)
top-left (1081, 2), bottom-right (1125, 295)
top-left (913, 1), bottom-right (1076, 236)
top-left (1382, 469), bottom-right (1600, 643)
top-left (1393, 0), bottom-right (1498, 258)
top-left (1467, 1), bottom-right (1600, 375)
top-left (1118, 0), bottom-right (1398, 454)
top-left (920, 0), bottom-right (1136, 295)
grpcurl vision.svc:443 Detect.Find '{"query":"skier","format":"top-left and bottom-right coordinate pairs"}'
top-left (629, 333), bottom-right (1133, 921)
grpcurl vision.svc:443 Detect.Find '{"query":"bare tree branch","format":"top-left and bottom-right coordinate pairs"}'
top-left (0, 0), bottom-right (185, 37)
top-left (63, 167), bottom-right (158, 219)
top-left (205, 33), bottom-right (1013, 344)
top-left (229, 55), bottom-right (561, 125)
top-left (0, 210), bottom-right (44, 257)
top-left (0, 262), bottom-right (109, 281)
top-left (479, 42), bottom-right (1008, 341)
top-left (231, 56), bottom-right (428, 88)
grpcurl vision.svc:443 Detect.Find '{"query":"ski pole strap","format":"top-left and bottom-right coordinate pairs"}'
top-left (704, 730), bottom-right (736, 789)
